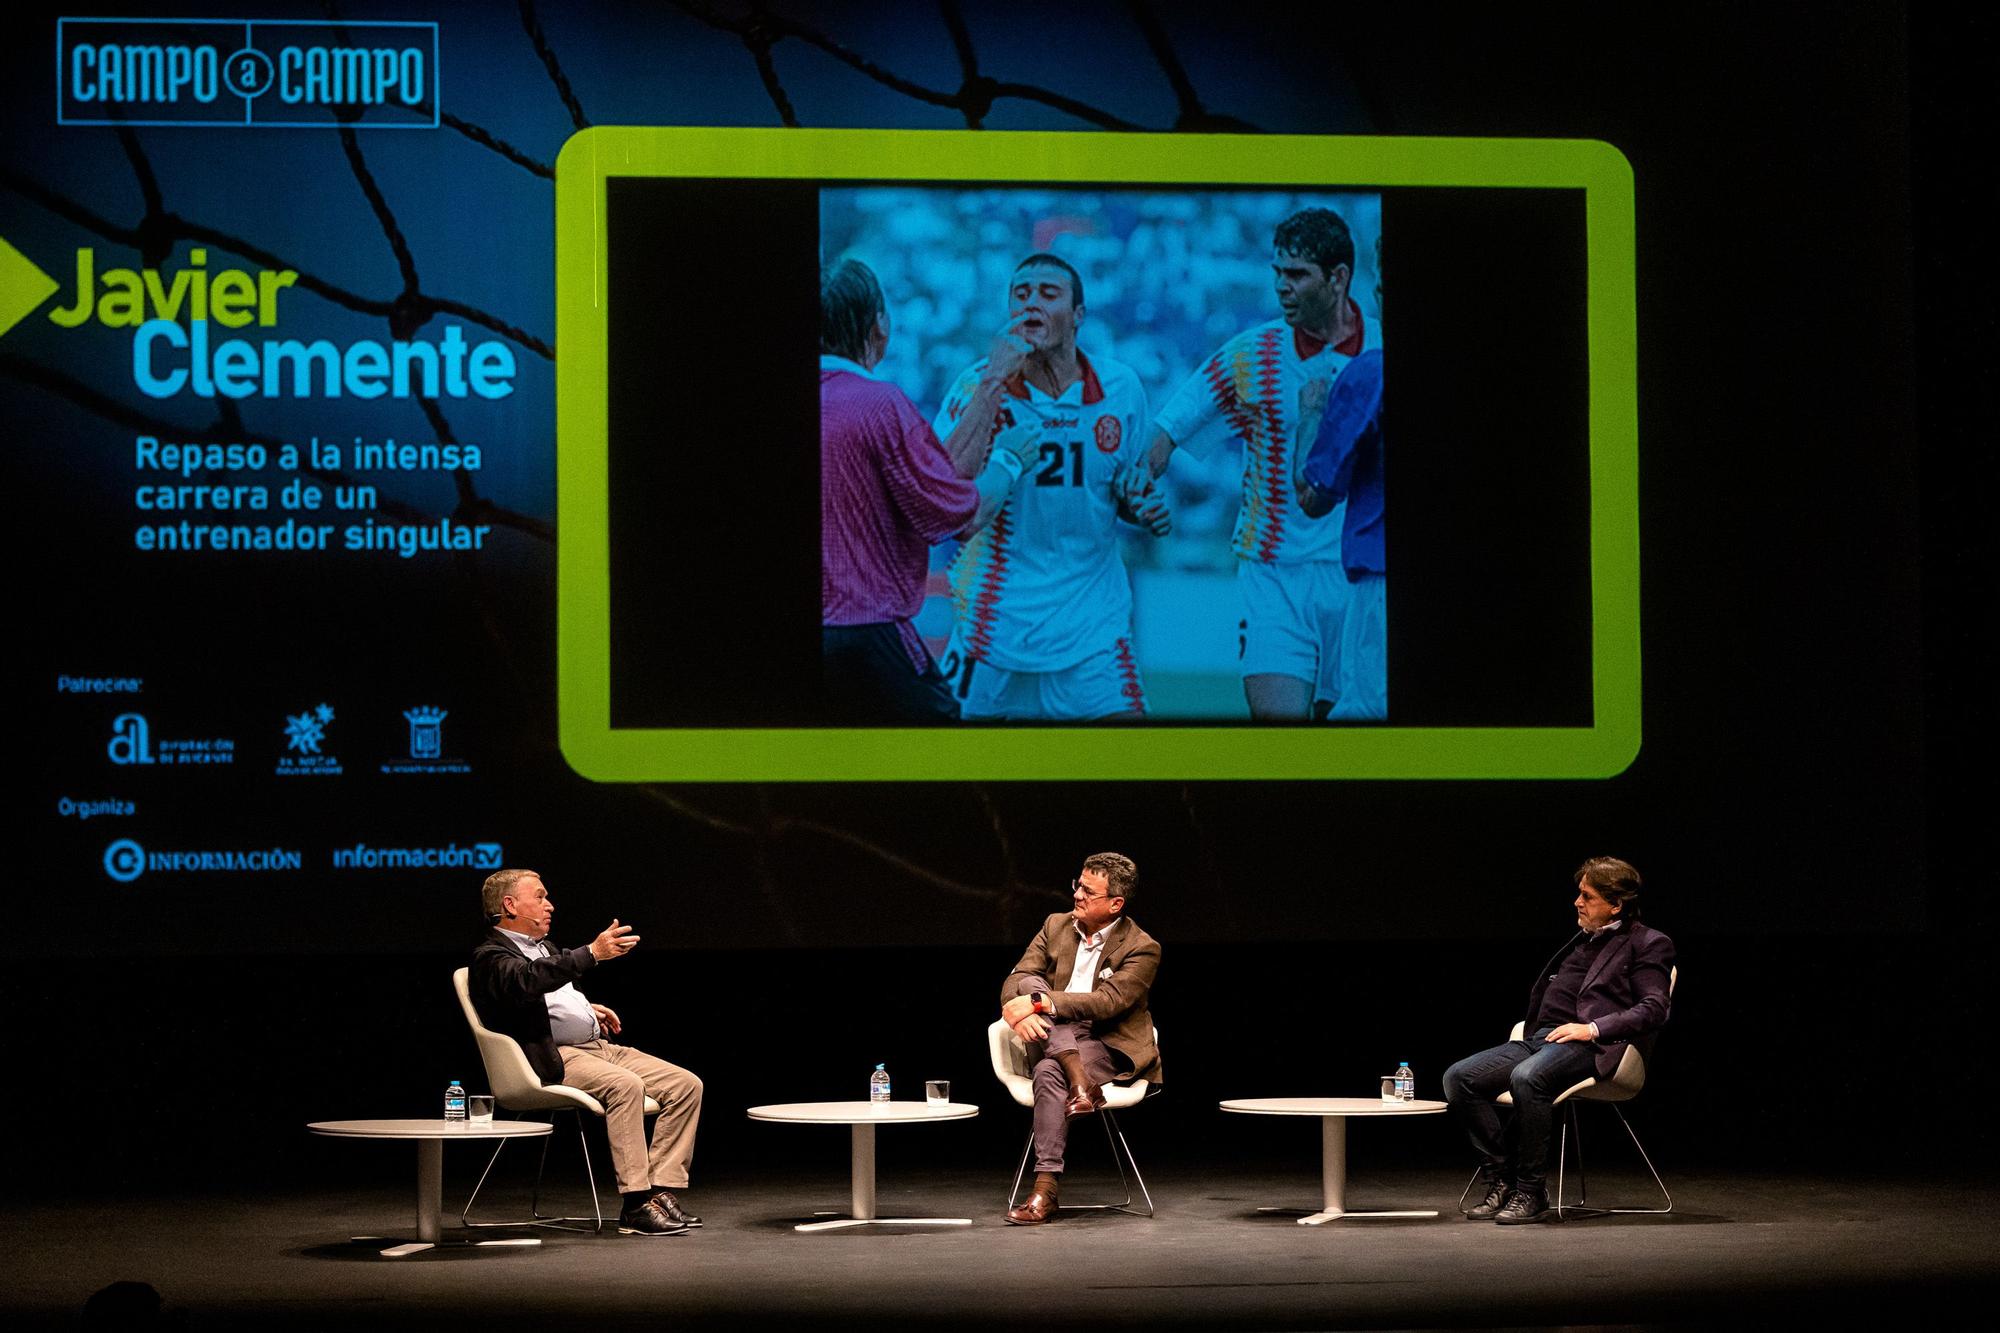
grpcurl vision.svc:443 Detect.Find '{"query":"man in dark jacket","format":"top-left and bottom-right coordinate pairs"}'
top-left (1443, 856), bottom-right (1675, 1224)
top-left (469, 869), bottom-right (703, 1236)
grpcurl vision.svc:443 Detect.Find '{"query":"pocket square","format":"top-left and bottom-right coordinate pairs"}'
top-left (1099, 966), bottom-right (1114, 980)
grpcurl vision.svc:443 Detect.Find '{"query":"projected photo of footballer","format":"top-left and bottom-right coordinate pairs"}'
top-left (820, 187), bottom-right (1382, 723)
top-left (930, 253), bottom-right (1168, 720)
top-left (1119, 207), bottom-right (1386, 721)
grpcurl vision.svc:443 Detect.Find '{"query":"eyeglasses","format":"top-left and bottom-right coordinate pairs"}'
top-left (1071, 878), bottom-right (1118, 902)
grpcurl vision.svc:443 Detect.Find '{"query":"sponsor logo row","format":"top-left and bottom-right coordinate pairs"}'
top-left (101, 838), bottom-right (503, 882)
top-left (107, 705), bottom-right (471, 776)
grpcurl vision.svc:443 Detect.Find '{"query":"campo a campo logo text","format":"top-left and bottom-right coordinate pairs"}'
top-left (57, 18), bottom-right (440, 128)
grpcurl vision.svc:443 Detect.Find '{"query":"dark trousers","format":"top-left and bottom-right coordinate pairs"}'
top-left (1442, 1025), bottom-right (1600, 1191)
top-left (1010, 975), bottom-right (1127, 1173)
top-left (822, 623), bottom-right (959, 722)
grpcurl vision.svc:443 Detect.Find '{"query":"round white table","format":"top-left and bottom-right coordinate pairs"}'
top-left (308, 1119), bottom-right (553, 1256)
top-left (1219, 1097), bottom-right (1446, 1224)
top-left (747, 1101), bottom-right (978, 1232)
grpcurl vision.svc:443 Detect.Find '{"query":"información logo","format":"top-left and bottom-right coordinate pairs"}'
top-left (104, 838), bottom-right (303, 882)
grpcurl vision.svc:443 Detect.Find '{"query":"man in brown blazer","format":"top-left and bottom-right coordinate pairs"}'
top-left (998, 851), bottom-right (1161, 1224)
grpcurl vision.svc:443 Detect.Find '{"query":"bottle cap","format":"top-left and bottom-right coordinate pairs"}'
top-left (875, 1063), bottom-right (885, 1070)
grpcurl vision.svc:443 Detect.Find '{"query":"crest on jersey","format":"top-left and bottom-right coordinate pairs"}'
top-left (1095, 416), bottom-right (1122, 453)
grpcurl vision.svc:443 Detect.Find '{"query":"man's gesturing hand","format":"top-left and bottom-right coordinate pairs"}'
top-left (590, 918), bottom-right (639, 961)
top-left (590, 1002), bottom-right (623, 1035)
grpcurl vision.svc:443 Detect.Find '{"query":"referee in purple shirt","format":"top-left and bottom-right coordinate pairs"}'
top-left (820, 258), bottom-right (1030, 721)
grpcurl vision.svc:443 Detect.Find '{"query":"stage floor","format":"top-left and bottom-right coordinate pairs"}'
top-left (7, 1165), bottom-right (1992, 1328)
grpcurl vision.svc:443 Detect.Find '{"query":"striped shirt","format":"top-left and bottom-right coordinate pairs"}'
top-left (1153, 306), bottom-right (1377, 565)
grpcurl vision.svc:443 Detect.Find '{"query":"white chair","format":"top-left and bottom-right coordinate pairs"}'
top-left (452, 966), bottom-right (659, 1234)
top-left (986, 1019), bottom-right (1156, 1218)
top-left (1460, 966), bottom-right (1677, 1219)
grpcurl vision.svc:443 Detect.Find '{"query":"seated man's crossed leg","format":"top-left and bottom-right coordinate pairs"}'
top-left (1008, 973), bottom-right (1129, 1225)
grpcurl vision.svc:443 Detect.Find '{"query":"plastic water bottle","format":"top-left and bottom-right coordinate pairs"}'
top-left (869, 1063), bottom-right (891, 1104)
top-left (1394, 1061), bottom-right (1414, 1102)
top-left (444, 1079), bottom-right (468, 1122)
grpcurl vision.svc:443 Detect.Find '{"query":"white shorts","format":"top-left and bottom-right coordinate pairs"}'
top-left (1238, 559), bottom-right (1349, 687)
top-left (939, 633), bottom-right (1148, 721)
top-left (1319, 570), bottom-right (1386, 719)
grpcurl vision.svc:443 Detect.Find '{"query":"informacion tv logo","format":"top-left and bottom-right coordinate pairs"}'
top-left (331, 841), bottom-right (503, 871)
top-left (57, 17), bottom-right (441, 128)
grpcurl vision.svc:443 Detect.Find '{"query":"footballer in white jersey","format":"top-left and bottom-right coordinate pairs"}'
top-left (1121, 207), bottom-right (1380, 720)
top-left (931, 255), bottom-right (1165, 721)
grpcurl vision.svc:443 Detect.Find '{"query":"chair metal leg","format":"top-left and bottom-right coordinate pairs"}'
top-left (459, 1136), bottom-right (511, 1227)
top-left (1609, 1105), bottom-right (1673, 1214)
top-left (1456, 1165), bottom-right (1487, 1212)
top-left (460, 1110), bottom-right (608, 1235)
top-left (1553, 1103), bottom-right (1671, 1219)
top-left (529, 1118), bottom-right (554, 1216)
top-left (1574, 1104), bottom-right (1588, 1204)
top-left (1104, 1110), bottom-right (1155, 1217)
top-left (576, 1112), bottom-right (604, 1233)
top-left (1005, 1108), bottom-right (1154, 1217)
top-left (1006, 1130), bottom-right (1036, 1209)
top-left (528, 1111), bottom-right (605, 1233)
top-left (1554, 1104), bottom-right (1589, 1211)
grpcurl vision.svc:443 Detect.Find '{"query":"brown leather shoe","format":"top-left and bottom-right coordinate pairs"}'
top-left (1065, 1078), bottom-right (1107, 1117)
top-left (1006, 1187), bottom-right (1059, 1225)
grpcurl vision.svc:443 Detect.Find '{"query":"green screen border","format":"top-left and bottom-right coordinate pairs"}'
top-left (555, 128), bottom-right (1638, 782)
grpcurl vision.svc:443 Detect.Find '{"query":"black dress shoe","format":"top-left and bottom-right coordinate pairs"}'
top-left (1493, 1188), bottom-right (1552, 1225)
top-left (618, 1199), bottom-right (691, 1236)
top-left (1464, 1178), bottom-right (1511, 1220)
top-left (649, 1188), bottom-right (702, 1227)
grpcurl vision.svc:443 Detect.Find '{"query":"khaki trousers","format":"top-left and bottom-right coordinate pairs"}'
top-left (557, 1040), bottom-right (703, 1194)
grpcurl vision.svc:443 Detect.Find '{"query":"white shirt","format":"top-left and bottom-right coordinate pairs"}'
top-left (935, 351), bottom-right (1149, 672)
top-left (1063, 916), bottom-right (1124, 994)
top-left (497, 926), bottom-right (600, 1046)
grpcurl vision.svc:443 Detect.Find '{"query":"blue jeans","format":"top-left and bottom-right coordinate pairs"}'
top-left (1442, 1026), bottom-right (1600, 1191)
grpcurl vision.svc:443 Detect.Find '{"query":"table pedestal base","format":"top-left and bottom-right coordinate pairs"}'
top-left (791, 1123), bottom-right (970, 1233)
top-left (348, 1235), bottom-right (543, 1258)
top-left (1256, 1205), bottom-right (1439, 1225)
top-left (1257, 1117), bottom-right (1439, 1225)
top-left (794, 1216), bottom-right (973, 1233)
top-left (359, 1141), bottom-right (547, 1256)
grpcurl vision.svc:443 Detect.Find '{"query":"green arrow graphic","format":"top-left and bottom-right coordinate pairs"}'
top-left (0, 237), bottom-right (60, 339)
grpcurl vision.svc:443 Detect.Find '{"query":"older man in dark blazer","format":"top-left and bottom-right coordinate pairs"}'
top-left (1444, 856), bottom-right (1675, 1224)
top-left (468, 869), bottom-right (704, 1237)
top-left (998, 851), bottom-right (1162, 1225)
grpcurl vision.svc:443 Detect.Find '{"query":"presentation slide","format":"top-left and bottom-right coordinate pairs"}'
top-left (3, 3), bottom-right (1927, 952)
